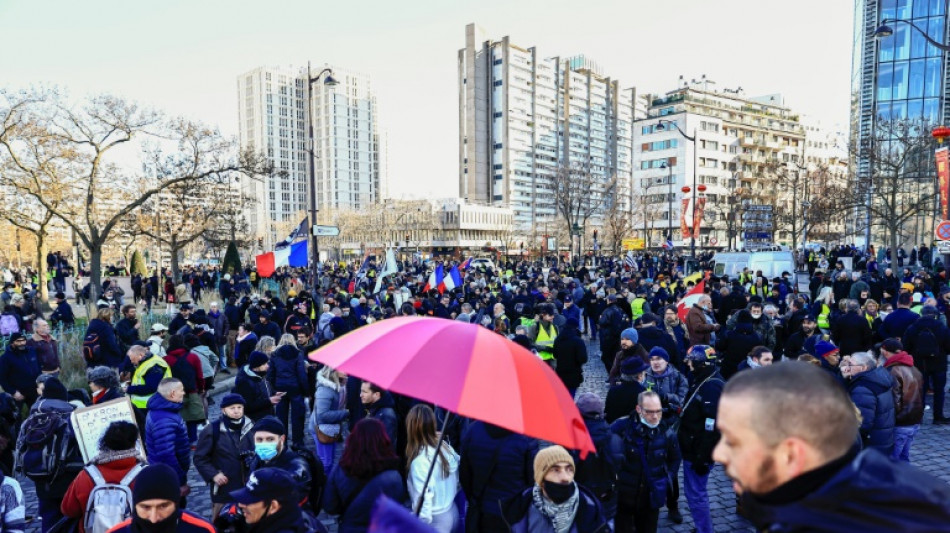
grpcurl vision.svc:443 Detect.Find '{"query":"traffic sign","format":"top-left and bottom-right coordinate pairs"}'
top-left (937, 220), bottom-right (950, 241)
top-left (311, 225), bottom-right (340, 237)
top-left (938, 241), bottom-right (950, 255)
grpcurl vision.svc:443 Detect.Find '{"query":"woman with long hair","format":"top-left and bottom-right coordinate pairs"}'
top-left (312, 366), bottom-right (348, 473)
top-left (323, 418), bottom-right (406, 532)
top-left (254, 335), bottom-right (276, 355)
top-left (405, 405), bottom-right (460, 532)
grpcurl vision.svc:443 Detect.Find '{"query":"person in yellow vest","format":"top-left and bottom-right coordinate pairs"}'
top-left (532, 304), bottom-right (559, 367)
top-left (813, 287), bottom-right (834, 333)
top-left (631, 291), bottom-right (650, 322)
top-left (124, 344), bottom-right (172, 431)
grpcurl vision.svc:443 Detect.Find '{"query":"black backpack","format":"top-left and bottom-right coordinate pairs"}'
top-left (82, 332), bottom-right (101, 364)
top-left (15, 403), bottom-right (80, 484)
top-left (289, 444), bottom-right (327, 517)
top-left (573, 434), bottom-right (618, 503)
top-left (169, 353), bottom-right (198, 393)
top-left (914, 326), bottom-right (940, 359)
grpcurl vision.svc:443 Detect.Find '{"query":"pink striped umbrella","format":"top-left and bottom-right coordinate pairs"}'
top-left (308, 316), bottom-right (594, 456)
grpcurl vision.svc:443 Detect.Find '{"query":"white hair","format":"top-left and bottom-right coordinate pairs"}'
top-left (850, 351), bottom-right (877, 370)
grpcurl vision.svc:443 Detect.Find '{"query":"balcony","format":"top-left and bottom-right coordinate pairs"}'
top-left (740, 137), bottom-right (756, 147)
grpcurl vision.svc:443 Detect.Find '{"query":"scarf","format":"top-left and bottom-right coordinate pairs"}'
top-left (92, 447), bottom-right (143, 466)
top-left (746, 356), bottom-right (762, 369)
top-left (531, 484), bottom-right (579, 533)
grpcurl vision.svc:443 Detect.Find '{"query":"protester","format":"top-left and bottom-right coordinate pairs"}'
top-left (404, 405), bottom-right (460, 532)
top-left (607, 327), bottom-right (649, 383)
top-left (552, 317), bottom-right (587, 397)
top-left (312, 366), bottom-right (349, 473)
top-left (267, 339), bottom-right (309, 447)
top-left (643, 346), bottom-right (687, 523)
top-left (126, 344), bottom-right (172, 430)
top-left (27, 319), bottom-right (59, 376)
top-left (735, 346), bottom-right (774, 374)
top-left (106, 463), bottom-right (215, 533)
top-left (0, 466), bottom-right (25, 533)
top-left (901, 304), bottom-right (950, 424)
top-left (714, 362), bottom-right (950, 532)
top-left (230, 467), bottom-right (324, 533)
top-left (323, 419), bottom-right (406, 533)
top-left (605, 356), bottom-right (648, 424)
top-left (145, 378), bottom-right (192, 505)
top-left (162, 335), bottom-right (206, 444)
top-left (878, 338), bottom-right (924, 462)
top-left (572, 393), bottom-right (623, 521)
top-left (246, 416), bottom-right (322, 513)
top-left (84, 307), bottom-right (124, 368)
top-left (87, 366), bottom-right (124, 404)
top-left (193, 394), bottom-right (254, 518)
top-left (842, 351), bottom-right (896, 455)
top-left (234, 351), bottom-right (280, 422)
top-left (0, 332), bottom-right (40, 408)
top-left (359, 382), bottom-right (398, 449)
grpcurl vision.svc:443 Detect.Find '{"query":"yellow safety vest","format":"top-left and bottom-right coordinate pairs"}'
top-left (130, 354), bottom-right (172, 409)
top-left (631, 298), bottom-right (647, 320)
top-left (536, 323), bottom-right (558, 361)
top-left (864, 312), bottom-right (875, 327)
top-left (750, 286), bottom-right (771, 297)
top-left (817, 304), bottom-right (831, 329)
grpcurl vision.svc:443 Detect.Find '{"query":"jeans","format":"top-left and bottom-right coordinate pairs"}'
top-left (922, 369), bottom-right (947, 419)
top-left (683, 460), bottom-right (714, 533)
top-left (218, 345), bottom-right (229, 369)
top-left (316, 440), bottom-right (337, 475)
top-left (276, 394), bottom-right (306, 446)
top-left (892, 424), bottom-right (920, 462)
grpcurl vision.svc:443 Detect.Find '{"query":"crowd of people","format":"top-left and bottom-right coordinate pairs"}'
top-left (0, 249), bottom-right (948, 532)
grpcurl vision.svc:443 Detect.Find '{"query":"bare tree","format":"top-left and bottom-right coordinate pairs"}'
top-left (0, 90), bottom-right (271, 299)
top-left (552, 161), bottom-right (617, 254)
top-left (602, 191), bottom-right (633, 255)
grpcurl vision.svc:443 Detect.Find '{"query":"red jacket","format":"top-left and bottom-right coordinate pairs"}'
top-left (61, 457), bottom-right (141, 533)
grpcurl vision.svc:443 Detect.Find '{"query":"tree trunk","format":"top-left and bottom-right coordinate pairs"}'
top-left (35, 230), bottom-right (49, 306)
top-left (170, 239), bottom-right (182, 285)
top-left (89, 242), bottom-right (103, 302)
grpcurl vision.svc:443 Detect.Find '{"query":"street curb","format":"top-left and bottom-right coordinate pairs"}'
top-left (208, 376), bottom-right (236, 397)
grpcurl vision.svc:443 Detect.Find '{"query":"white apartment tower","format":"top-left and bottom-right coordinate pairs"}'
top-left (237, 64), bottom-right (379, 246)
top-left (459, 23), bottom-right (644, 231)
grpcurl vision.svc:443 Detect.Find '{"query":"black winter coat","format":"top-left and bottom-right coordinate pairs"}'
top-left (84, 318), bottom-right (124, 368)
top-left (605, 380), bottom-right (646, 424)
top-left (902, 316), bottom-right (950, 373)
top-left (553, 326), bottom-right (587, 389)
top-left (678, 367), bottom-right (724, 467)
top-left (847, 366), bottom-right (896, 455)
top-left (267, 345), bottom-right (308, 396)
top-left (254, 320), bottom-right (281, 341)
top-left (459, 422), bottom-right (539, 522)
top-left (611, 416), bottom-right (680, 509)
top-left (718, 323), bottom-right (762, 379)
top-left (831, 312), bottom-right (872, 356)
top-left (637, 326), bottom-right (681, 369)
top-left (193, 417), bottom-right (254, 503)
top-left (0, 345), bottom-right (39, 403)
top-left (573, 416), bottom-right (623, 519)
top-left (233, 366), bottom-right (274, 421)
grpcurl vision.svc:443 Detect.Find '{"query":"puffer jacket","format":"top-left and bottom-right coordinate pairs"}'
top-left (312, 373), bottom-right (348, 439)
top-left (234, 365), bottom-right (274, 421)
top-left (645, 365), bottom-right (689, 416)
top-left (500, 484), bottom-right (609, 533)
top-left (883, 351), bottom-right (924, 427)
top-left (847, 366), bottom-right (896, 455)
top-left (459, 422), bottom-right (539, 523)
top-left (610, 416), bottom-right (680, 509)
top-left (267, 344), bottom-right (308, 396)
top-left (145, 394), bottom-right (191, 484)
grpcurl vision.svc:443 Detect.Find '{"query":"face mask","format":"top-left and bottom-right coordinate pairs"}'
top-left (750, 312), bottom-right (762, 319)
top-left (542, 480), bottom-right (575, 504)
top-left (253, 369), bottom-right (267, 378)
top-left (639, 415), bottom-right (660, 429)
top-left (133, 510), bottom-right (180, 533)
top-left (255, 442), bottom-right (279, 461)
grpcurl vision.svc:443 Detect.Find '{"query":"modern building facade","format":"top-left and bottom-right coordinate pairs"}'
top-left (237, 64), bottom-right (379, 247)
top-left (458, 23), bottom-right (644, 233)
top-left (633, 86), bottom-right (806, 249)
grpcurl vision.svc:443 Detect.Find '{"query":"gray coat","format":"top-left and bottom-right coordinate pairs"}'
top-left (312, 373), bottom-right (348, 438)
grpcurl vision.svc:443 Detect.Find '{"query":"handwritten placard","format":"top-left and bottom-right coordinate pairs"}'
top-left (71, 397), bottom-right (144, 463)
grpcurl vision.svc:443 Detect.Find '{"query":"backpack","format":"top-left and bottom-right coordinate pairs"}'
top-left (289, 444), bottom-right (326, 516)
top-left (83, 463), bottom-right (143, 533)
top-left (170, 353), bottom-right (198, 393)
top-left (82, 332), bottom-right (101, 364)
top-left (0, 314), bottom-right (18, 336)
top-left (914, 326), bottom-right (939, 359)
top-left (15, 404), bottom-right (77, 483)
top-left (573, 434), bottom-right (618, 503)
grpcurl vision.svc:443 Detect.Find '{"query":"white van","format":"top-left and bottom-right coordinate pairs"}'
top-left (712, 251), bottom-right (796, 280)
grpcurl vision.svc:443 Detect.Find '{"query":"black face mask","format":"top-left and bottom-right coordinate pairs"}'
top-left (133, 509), bottom-right (180, 533)
top-left (253, 370), bottom-right (267, 378)
top-left (225, 417), bottom-right (245, 431)
top-left (543, 481), bottom-right (575, 504)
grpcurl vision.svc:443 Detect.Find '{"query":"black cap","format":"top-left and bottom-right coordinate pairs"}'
top-left (132, 464), bottom-right (181, 503)
top-left (230, 468), bottom-right (296, 505)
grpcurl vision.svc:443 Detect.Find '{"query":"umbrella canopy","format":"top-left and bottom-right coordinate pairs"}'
top-left (309, 316), bottom-right (595, 456)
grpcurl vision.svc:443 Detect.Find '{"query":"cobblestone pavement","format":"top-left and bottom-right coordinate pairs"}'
top-left (16, 340), bottom-right (950, 532)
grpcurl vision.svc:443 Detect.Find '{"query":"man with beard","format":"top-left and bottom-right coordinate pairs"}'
top-left (0, 333), bottom-right (40, 408)
top-left (106, 463), bottom-right (215, 532)
top-left (713, 362), bottom-right (950, 532)
top-left (784, 315), bottom-right (820, 360)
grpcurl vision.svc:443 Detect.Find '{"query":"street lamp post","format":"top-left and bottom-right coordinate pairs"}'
top-left (306, 63), bottom-right (339, 293)
top-left (660, 161), bottom-right (674, 242)
top-left (656, 119), bottom-right (698, 256)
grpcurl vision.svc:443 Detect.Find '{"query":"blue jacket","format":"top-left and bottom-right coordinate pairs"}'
top-left (878, 308), bottom-right (919, 341)
top-left (84, 318), bottom-right (124, 367)
top-left (610, 416), bottom-right (680, 509)
top-left (561, 304), bottom-right (581, 324)
top-left (267, 345), bottom-right (308, 396)
top-left (741, 449), bottom-right (950, 532)
top-left (0, 344), bottom-right (39, 399)
top-left (501, 484), bottom-right (609, 533)
top-left (459, 422), bottom-right (539, 521)
top-left (847, 366), bottom-right (896, 455)
top-left (253, 320), bottom-right (281, 342)
top-left (233, 332), bottom-right (258, 368)
top-left (145, 394), bottom-right (191, 484)
top-left (49, 301), bottom-right (74, 326)
top-left (323, 465), bottom-right (406, 533)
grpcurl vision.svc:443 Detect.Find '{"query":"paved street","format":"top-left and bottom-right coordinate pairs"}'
top-left (14, 338), bottom-right (950, 532)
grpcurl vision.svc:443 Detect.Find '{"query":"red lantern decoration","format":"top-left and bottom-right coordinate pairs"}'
top-left (933, 126), bottom-right (950, 144)
top-left (681, 186), bottom-right (691, 193)
top-left (697, 184), bottom-right (708, 193)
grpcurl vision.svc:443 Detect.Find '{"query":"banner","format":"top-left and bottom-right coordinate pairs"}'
top-left (71, 397), bottom-right (145, 463)
top-left (938, 147), bottom-right (949, 220)
top-left (692, 197), bottom-right (707, 239)
top-left (622, 238), bottom-right (645, 251)
top-left (680, 198), bottom-right (691, 239)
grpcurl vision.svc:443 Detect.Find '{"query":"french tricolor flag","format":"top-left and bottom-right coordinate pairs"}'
top-left (459, 257), bottom-right (472, 271)
top-left (440, 265), bottom-right (463, 293)
top-left (423, 264), bottom-right (444, 293)
top-left (255, 241), bottom-right (308, 278)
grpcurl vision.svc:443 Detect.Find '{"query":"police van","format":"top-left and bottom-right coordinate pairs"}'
top-left (711, 249), bottom-right (796, 280)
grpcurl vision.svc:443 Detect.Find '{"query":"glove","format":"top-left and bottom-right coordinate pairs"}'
top-left (691, 462), bottom-right (711, 476)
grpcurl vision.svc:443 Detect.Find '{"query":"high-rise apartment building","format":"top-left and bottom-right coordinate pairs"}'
top-left (458, 23), bottom-right (645, 231)
top-left (237, 64), bottom-right (379, 246)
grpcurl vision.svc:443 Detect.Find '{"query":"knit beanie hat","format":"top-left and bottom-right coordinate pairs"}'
top-left (575, 392), bottom-right (604, 419)
top-left (620, 328), bottom-right (638, 343)
top-left (248, 351), bottom-right (269, 369)
top-left (533, 445), bottom-right (575, 487)
top-left (42, 378), bottom-right (68, 402)
top-left (815, 340), bottom-right (839, 360)
top-left (220, 393), bottom-right (245, 409)
top-left (649, 346), bottom-right (670, 362)
top-left (87, 366), bottom-right (120, 390)
top-left (132, 464), bottom-right (181, 503)
top-left (253, 416), bottom-right (286, 436)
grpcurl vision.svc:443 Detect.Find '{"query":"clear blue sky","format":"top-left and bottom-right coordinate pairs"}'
top-left (0, 0), bottom-right (853, 198)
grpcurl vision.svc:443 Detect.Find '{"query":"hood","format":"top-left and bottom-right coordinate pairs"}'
top-left (273, 344), bottom-right (299, 361)
top-left (242, 365), bottom-right (262, 380)
top-left (166, 347), bottom-right (189, 360)
top-left (316, 371), bottom-right (341, 392)
top-left (32, 398), bottom-right (75, 415)
top-left (583, 417), bottom-right (611, 442)
top-left (146, 393), bottom-right (182, 412)
top-left (191, 345), bottom-right (213, 356)
top-left (884, 351), bottom-right (915, 368)
top-left (318, 312), bottom-right (334, 330)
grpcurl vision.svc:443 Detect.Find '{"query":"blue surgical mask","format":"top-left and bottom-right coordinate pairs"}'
top-left (639, 416), bottom-right (660, 429)
top-left (254, 442), bottom-right (279, 461)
